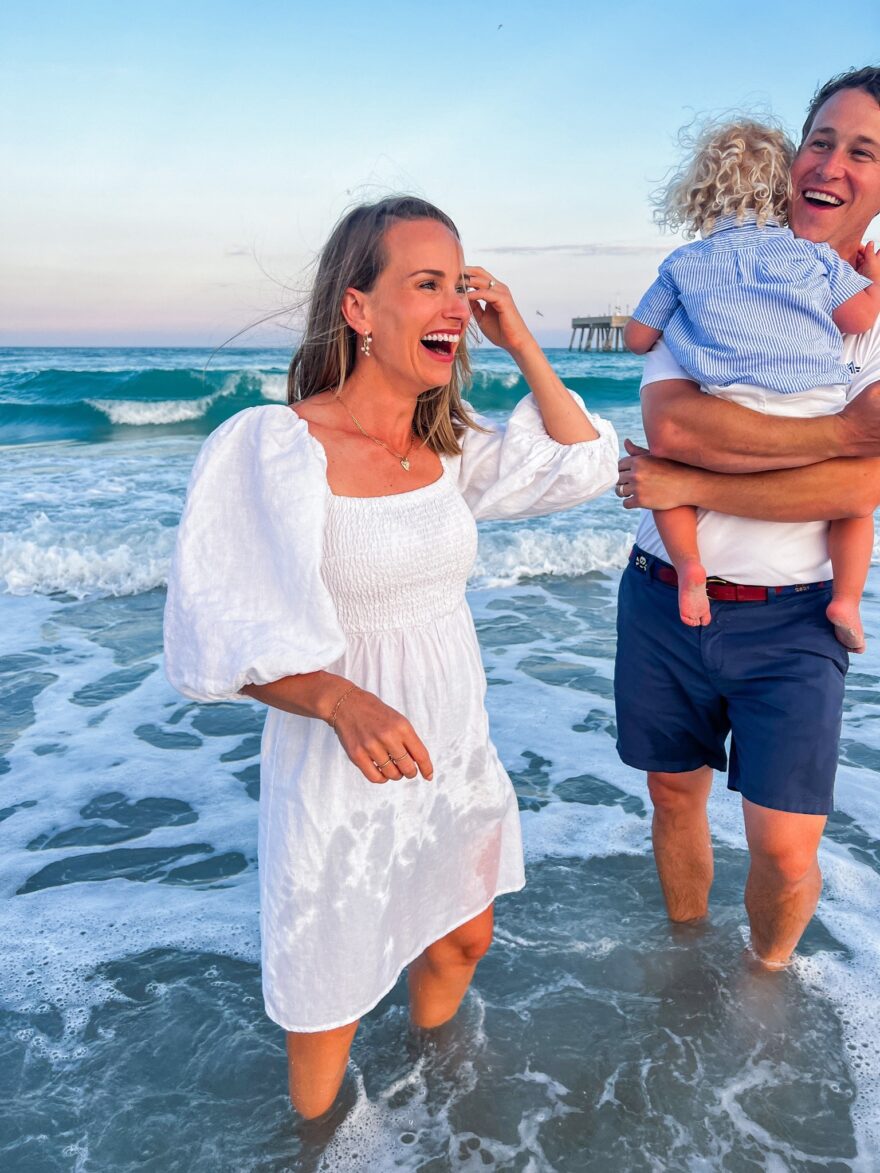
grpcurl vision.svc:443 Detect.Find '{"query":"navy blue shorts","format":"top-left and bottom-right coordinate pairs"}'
top-left (614, 549), bottom-right (849, 815)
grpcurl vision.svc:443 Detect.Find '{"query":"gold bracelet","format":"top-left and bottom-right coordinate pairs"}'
top-left (328, 684), bottom-right (357, 730)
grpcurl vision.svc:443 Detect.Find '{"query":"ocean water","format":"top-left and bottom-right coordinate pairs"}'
top-left (2, 346), bottom-right (879, 1172)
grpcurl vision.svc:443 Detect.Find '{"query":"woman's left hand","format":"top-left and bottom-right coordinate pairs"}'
top-left (465, 265), bottom-right (533, 355)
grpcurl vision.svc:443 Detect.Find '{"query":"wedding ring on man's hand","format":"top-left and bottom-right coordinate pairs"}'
top-left (616, 483), bottom-right (626, 497)
top-left (488, 279), bottom-right (497, 288)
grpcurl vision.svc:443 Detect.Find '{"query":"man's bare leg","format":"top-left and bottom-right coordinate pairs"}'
top-left (742, 798), bottom-right (826, 966)
top-left (647, 767), bottom-right (714, 921)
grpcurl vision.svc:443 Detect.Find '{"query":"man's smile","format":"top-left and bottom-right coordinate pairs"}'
top-left (801, 187), bottom-right (845, 208)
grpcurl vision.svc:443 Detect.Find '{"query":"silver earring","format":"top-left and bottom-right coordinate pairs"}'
top-left (361, 331), bottom-right (372, 357)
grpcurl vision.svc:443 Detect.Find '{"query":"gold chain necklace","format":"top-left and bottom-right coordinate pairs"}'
top-left (338, 398), bottom-right (416, 471)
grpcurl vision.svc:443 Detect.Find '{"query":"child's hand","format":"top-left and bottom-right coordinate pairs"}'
top-left (856, 241), bottom-right (880, 283)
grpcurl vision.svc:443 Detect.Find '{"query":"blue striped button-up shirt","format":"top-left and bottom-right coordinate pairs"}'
top-left (633, 215), bottom-right (870, 393)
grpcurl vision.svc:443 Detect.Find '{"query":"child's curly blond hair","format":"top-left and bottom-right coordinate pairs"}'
top-left (653, 117), bottom-right (795, 239)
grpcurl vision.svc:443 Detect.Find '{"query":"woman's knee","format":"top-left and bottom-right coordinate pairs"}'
top-left (454, 925), bottom-right (493, 964)
top-left (428, 913), bottom-right (494, 967)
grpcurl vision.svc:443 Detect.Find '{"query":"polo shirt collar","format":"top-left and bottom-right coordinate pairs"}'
top-left (705, 212), bottom-right (783, 238)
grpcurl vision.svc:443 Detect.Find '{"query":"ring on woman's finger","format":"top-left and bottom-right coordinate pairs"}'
top-left (375, 756), bottom-right (393, 770)
top-left (390, 751), bottom-right (411, 763)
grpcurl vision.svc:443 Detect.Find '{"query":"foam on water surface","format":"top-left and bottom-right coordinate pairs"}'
top-left (3, 347), bottom-right (880, 1169)
top-left (0, 414), bottom-right (641, 601)
top-left (3, 574), bottom-right (877, 1169)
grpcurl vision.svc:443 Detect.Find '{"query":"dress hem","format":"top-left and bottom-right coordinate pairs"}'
top-left (262, 878), bottom-right (526, 1034)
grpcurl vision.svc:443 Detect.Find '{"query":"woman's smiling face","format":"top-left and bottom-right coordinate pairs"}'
top-left (357, 217), bottom-right (472, 393)
top-left (789, 87), bottom-right (880, 259)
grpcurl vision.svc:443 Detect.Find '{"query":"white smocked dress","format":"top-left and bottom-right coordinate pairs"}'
top-left (164, 396), bottom-right (618, 1031)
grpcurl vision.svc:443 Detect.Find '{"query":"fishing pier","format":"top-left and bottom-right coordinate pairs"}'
top-left (569, 314), bottom-right (631, 351)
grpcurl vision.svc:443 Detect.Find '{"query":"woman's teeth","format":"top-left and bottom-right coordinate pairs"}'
top-left (420, 333), bottom-right (460, 354)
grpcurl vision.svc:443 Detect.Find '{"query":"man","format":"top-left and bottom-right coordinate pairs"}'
top-left (615, 68), bottom-right (880, 967)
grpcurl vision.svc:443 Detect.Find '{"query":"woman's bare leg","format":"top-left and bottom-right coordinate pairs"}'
top-left (286, 1020), bottom-right (359, 1119)
top-left (408, 904), bottom-right (494, 1029)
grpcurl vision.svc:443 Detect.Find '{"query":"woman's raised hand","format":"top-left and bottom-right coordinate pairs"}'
top-left (331, 687), bottom-right (434, 784)
top-left (465, 265), bottom-right (532, 355)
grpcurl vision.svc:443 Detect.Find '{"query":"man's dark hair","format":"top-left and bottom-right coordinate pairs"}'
top-left (802, 66), bottom-right (880, 140)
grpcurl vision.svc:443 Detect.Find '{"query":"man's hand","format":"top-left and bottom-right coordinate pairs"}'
top-left (617, 439), bottom-right (702, 510)
top-left (838, 381), bottom-right (880, 456)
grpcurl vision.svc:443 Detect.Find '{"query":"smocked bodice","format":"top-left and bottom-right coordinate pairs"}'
top-left (321, 465), bottom-right (478, 634)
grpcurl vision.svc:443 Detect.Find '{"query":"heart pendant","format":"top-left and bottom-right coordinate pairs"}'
top-left (400, 458), bottom-right (410, 471)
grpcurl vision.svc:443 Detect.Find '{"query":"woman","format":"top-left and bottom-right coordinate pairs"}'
top-left (164, 196), bottom-right (618, 1119)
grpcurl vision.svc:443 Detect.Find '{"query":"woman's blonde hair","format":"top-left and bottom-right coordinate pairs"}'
top-left (288, 195), bottom-right (483, 456)
top-left (653, 117), bottom-right (795, 239)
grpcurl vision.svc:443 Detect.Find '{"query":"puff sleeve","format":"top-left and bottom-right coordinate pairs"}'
top-left (447, 391), bottom-right (619, 522)
top-left (163, 406), bottom-right (346, 702)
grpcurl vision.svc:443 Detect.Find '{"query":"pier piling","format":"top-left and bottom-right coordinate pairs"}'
top-left (569, 314), bottom-right (631, 351)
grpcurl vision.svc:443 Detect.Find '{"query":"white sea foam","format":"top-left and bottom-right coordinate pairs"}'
top-left (5, 365), bottom-right (880, 1166)
top-left (83, 372), bottom-right (258, 426)
top-left (1, 436), bottom-right (634, 598)
top-left (3, 562), bottom-right (880, 1167)
top-left (0, 622), bottom-right (261, 1023)
top-left (471, 370), bottom-right (521, 390)
top-left (473, 523), bottom-right (633, 587)
top-left (257, 373), bottom-right (288, 402)
top-left (0, 525), bottom-right (635, 599)
top-left (83, 370), bottom-right (292, 424)
top-left (0, 530), bottom-right (172, 597)
top-left (315, 996), bottom-right (572, 1173)
top-left (0, 437), bottom-right (192, 598)
top-left (0, 513), bottom-right (175, 598)
top-left (85, 394), bottom-right (221, 426)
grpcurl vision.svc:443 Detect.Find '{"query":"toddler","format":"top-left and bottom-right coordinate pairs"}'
top-left (625, 117), bottom-right (880, 651)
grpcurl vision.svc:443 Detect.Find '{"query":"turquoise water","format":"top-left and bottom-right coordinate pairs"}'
top-left (0, 347), bottom-right (639, 447)
top-left (2, 347), bottom-right (879, 1170)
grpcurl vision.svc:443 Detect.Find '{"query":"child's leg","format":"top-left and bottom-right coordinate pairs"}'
top-left (653, 506), bottom-right (711, 627)
top-left (826, 516), bottom-right (874, 652)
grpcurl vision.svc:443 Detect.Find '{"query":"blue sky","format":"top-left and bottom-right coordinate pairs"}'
top-left (2, 0), bottom-right (879, 346)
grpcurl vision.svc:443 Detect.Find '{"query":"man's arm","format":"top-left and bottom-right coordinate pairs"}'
top-left (642, 379), bottom-right (880, 472)
top-left (618, 441), bottom-right (880, 521)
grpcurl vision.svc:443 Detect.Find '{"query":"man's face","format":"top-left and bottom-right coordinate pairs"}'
top-left (789, 87), bottom-right (880, 258)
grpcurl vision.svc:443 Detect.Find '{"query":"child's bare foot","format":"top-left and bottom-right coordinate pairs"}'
top-left (678, 560), bottom-right (711, 627)
top-left (826, 596), bottom-right (866, 652)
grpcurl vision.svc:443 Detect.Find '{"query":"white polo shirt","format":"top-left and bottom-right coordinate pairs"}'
top-left (634, 319), bottom-right (880, 584)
